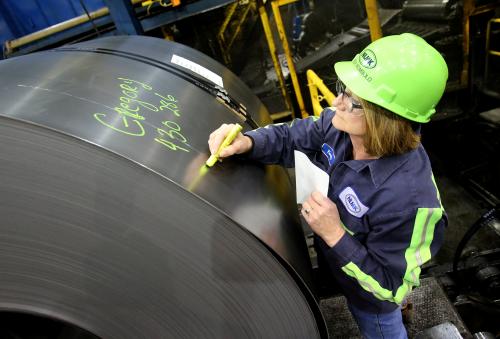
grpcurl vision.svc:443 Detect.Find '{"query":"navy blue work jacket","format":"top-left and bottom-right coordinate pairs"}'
top-left (245, 108), bottom-right (447, 313)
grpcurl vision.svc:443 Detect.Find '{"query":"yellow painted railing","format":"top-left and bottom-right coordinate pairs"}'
top-left (307, 69), bottom-right (335, 117)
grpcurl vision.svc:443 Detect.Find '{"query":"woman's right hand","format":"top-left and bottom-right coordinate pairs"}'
top-left (208, 123), bottom-right (253, 159)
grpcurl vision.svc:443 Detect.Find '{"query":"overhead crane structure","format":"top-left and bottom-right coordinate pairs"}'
top-left (3, 0), bottom-right (236, 57)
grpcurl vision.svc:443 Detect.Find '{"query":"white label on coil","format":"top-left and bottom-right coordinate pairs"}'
top-left (171, 54), bottom-right (223, 88)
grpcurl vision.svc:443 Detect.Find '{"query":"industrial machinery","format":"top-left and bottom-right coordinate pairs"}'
top-left (0, 36), bottom-right (327, 338)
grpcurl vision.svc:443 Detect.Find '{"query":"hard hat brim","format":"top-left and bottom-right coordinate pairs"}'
top-left (334, 59), bottom-right (376, 105)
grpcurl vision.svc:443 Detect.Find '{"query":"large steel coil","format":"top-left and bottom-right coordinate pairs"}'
top-left (0, 36), bottom-right (327, 338)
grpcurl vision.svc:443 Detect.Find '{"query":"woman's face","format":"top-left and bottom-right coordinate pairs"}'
top-left (331, 89), bottom-right (367, 137)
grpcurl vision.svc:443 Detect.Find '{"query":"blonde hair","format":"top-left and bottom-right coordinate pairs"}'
top-left (360, 98), bottom-right (421, 157)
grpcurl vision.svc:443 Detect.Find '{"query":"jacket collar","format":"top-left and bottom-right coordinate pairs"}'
top-left (342, 151), bottom-right (412, 188)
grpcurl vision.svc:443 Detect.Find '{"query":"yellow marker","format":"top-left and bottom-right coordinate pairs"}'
top-left (206, 123), bottom-right (243, 167)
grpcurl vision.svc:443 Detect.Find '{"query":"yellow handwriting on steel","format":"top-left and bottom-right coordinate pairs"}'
top-left (94, 77), bottom-right (189, 152)
top-left (155, 93), bottom-right (181, 117)
top-left (94, 113), bottom-right (145, 136)
top-left (155, 120), bottom-right (189, 152)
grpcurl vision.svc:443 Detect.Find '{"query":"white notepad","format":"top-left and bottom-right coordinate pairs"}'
top-left (294, 150), bottom-right (329, 203)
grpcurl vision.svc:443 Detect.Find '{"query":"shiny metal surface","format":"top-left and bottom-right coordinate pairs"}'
top-left (403, 0), bottom-right (454, 20)
top-left (414, 322), bottom-right (463, 339)
top-left (0, 36), bottom-right (326, 338)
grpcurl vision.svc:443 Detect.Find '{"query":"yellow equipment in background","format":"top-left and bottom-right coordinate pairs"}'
top-left (307, 70), bottom-right (335, 117)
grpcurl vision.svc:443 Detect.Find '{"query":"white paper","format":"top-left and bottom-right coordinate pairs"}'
top-left (294, 150), bottom-right (329, 204)
top-left (171, 54), bottom-right (224, 87)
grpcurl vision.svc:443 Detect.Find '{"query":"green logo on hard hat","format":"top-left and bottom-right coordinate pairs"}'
top-left (359, 49), bottom-right (377, 69)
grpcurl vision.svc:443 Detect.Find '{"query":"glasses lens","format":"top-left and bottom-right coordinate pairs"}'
top-left (335, 80), bottom-right (364, 114)
top-left (336, 80), bottom-right (345, 96)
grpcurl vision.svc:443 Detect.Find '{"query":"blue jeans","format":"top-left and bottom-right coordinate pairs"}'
top-left (348, 303), bottom-right (408, 339)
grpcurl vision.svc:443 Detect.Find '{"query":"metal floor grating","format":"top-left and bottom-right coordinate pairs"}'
top-left (320, 277), bottom-right (472, 339)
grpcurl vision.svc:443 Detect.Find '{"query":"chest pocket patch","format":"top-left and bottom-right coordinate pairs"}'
top-left (339, 186), bottom-right (369, 218)
top-left (321, 143), bottom-right (335, 166)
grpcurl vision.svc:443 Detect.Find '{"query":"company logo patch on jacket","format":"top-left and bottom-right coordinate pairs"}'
top-left (321, 143), bottom-right (335, 166)
top-left (339, 187), bottom-right (369, 218)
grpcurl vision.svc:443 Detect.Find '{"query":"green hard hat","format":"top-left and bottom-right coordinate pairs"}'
top-left (334, 33), bottom-right (448, 123)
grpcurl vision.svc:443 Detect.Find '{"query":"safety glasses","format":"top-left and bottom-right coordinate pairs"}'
top-left (335, 80), bottom-right (364, 115)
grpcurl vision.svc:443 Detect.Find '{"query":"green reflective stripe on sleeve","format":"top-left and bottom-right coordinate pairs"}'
top-left (341, 263), bottom-right (413, 303)
top-left (311, 115), bottom-right (320, 121)
top-left (421, 208), bottom-right (442, 263)
top-left (340, 207), bottom-right (441, 305)
top-left (431, 173), bottom-right (444, 211)
top-left (340, 220), bottom-right (354, 235)
top-left (403, 208), bottom-right (441, 287)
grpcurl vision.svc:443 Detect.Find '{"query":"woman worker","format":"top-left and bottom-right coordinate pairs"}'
top-left (208, 33), bottom-right (448, 338)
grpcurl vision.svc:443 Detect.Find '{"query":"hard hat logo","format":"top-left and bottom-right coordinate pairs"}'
top-left (353, 58), bottom-right (373, 83)
top-left (359, 49), bottom-right (377, 69)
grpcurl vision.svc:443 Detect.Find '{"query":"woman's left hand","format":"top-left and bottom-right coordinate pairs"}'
top-left (301, 191), bottom-right (345, 247)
